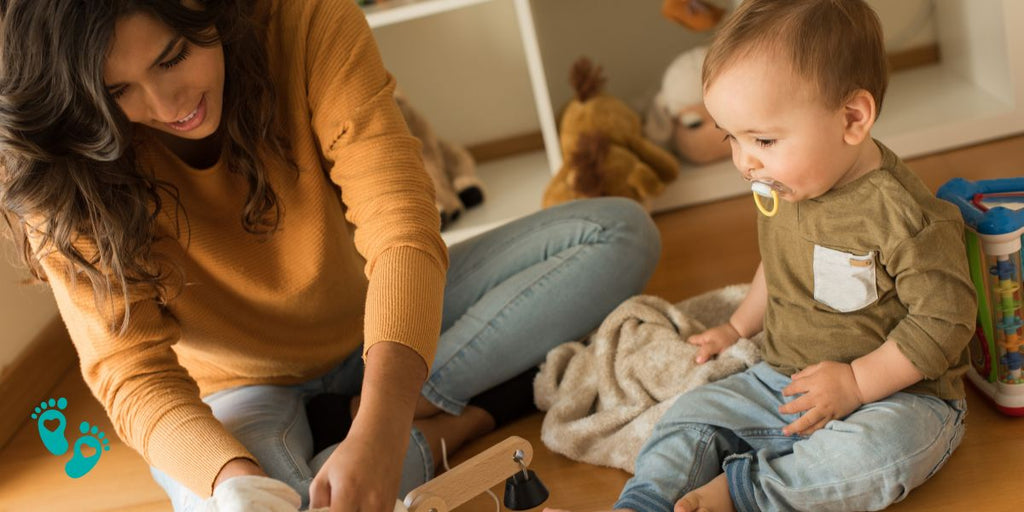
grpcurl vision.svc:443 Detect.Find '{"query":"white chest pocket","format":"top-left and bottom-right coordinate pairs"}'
top-left (812, 245), bottom-right (878, 313)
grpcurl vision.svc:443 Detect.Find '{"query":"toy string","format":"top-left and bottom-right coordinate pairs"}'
top-left (440, 438), bottom-right (501, 512)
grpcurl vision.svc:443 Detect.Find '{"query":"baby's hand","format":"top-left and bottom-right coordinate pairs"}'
top-left (686, 323), bottom-right (741, 364)
top-left (778, 361), bottom-right (865, 436)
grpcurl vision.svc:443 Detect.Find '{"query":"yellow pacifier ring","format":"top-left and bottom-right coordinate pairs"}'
top-left (751, 182), bottom-right (779, 217)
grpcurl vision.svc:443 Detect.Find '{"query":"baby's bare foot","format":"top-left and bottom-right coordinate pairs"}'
top-left (674, 474), bottom-right (735, 512)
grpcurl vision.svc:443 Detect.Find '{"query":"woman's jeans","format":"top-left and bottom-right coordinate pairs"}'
top-left (616, 362), bottom-right (968, 512)
top-left (151, 197), bottom-right (661, 510)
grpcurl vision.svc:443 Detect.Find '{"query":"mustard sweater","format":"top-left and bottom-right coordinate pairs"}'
top-left (37, 0), bottom-right (447, 497)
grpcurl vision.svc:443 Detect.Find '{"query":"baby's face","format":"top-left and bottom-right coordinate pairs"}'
top-left (704, 53), bottom-right (865, 203)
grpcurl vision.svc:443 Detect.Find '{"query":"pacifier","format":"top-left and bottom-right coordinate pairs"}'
top-left (751, 180), bottom-right (779, 217)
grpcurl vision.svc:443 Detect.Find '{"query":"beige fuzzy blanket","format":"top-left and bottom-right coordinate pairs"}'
top-left (533, 286), bottom-right (762, 473)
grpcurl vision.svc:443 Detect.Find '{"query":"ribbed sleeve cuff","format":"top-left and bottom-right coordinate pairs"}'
top-left (144, 403), bottom-right (255, 497)
top-left (363, 245), bottom-right (446, 370)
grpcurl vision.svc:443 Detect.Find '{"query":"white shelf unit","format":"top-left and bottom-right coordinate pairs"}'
top-left (364, 0), bottom-right (558, 245)
top-left (367, 0), bottom-right (1024, 245)
top-left (362, 0), bottom-right (493, 27)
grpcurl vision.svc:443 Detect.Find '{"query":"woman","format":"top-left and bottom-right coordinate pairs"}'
top-left (0, 0), bottom-right (660, 510)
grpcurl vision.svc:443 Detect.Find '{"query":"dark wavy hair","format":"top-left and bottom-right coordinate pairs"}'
top-left (0, 0), bottom-right (291, 329)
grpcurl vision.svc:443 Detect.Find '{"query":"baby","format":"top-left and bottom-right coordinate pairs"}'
top-left (550, 0), bottom-right (977, 511)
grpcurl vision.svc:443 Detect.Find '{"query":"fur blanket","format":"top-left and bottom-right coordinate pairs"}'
top-left (533, 286), bottom-right (762, 473)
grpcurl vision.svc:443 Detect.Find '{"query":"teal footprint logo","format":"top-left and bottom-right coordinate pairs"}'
top-left (29, 397), bottom-right (110, 478)
top-left (65, 421), bottom-right (110, 479)
top-left (31, 397), bottom-right (69, 456)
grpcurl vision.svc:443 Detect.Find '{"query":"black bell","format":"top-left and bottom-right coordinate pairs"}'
top-left (503, 468), bottom-right (549, 510)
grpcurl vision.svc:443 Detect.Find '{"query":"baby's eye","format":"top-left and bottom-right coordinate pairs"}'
top-left (721, 133), bottom-right (735, 143)
top-left (755, 138), bottom-right (776, 148)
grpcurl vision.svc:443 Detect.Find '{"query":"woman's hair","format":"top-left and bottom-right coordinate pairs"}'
top-left (702, 0), bottom-right (889, 117)
top-left (0, 0), bottom-right (291, 329)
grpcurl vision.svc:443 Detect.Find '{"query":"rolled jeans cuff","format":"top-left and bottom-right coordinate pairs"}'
top-left (724, 453), bottom-right (758, 512)
top-left (614, 487), bottom-right (674, 512)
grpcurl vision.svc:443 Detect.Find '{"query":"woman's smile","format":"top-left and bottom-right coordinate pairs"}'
top-left (165, 94), bottom-right (207, 132)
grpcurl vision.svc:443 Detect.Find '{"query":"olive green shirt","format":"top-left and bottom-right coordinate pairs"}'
top-left (758, 141), bottom-right (976, 399)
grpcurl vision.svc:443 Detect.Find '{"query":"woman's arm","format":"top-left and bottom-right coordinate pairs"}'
top-left (294, 0), bottom-right (447, 508)
top-left (37, 251), bottom-right (255, 497)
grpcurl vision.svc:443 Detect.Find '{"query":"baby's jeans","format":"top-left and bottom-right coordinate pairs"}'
top-left (150, 197), bottom-right (661, 511)
top-left (616, 362), bottom-right (967, 512)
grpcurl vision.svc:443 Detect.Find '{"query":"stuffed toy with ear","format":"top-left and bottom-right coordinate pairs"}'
top-left (395, 91), bottom-right (486, 230)
top-left (644, 46), bottom-right (731, 165)
top-left (542, 58), bottom-right (680, 210)
top-left (660, 0), bottom-right (726, 31)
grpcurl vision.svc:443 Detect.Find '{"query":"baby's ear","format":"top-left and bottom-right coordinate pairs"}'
top-left (842, 89), bottom-right (877, 145)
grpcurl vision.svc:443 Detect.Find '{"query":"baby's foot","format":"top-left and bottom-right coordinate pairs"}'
top-left (674, 474), bottom-right (735, 512)
top-left (30, 397), bottom-right (69, 456)
top-left (65, 421), bottom-right (110, 478)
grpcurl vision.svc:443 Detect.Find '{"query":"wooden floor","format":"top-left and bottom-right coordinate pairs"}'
top-left (2, 135), bottom-right (1023, 511)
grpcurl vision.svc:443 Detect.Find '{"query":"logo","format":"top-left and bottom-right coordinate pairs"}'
top-left (30, 397), bottom-right (110, 478)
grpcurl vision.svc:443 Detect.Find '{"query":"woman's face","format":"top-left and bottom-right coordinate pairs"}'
top-left (103, 11), bottom-right (225, 140)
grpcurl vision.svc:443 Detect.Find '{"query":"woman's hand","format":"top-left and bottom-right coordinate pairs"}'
top-left (309, 341), bottom-right (426, 512)
top-left (309, 413), bottom-right (410, 512)
top-left (686, 323), bottom-right (742, 363)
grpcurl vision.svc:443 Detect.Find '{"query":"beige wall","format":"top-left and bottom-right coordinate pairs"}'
top-left (372, 0), bottom-right (541, 148)
top-left (373, 0), bottom-right (937, 147)
top-left (0, 241), bottom-right (57, 373)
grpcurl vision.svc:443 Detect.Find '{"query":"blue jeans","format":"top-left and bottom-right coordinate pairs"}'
top-left (616, 362), bottom-right (967, 512)
top-left (151, 197), bottom-right (661, 510)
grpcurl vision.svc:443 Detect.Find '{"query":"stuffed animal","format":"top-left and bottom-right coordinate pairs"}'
top-left (395, 91), bottom-right (485, 229)
top-left (542, 58), bottom-right (680, 210)
top-left (660, 0), bottom-right (726, 31)
top-left (644, 46), bottom-right (731, 165)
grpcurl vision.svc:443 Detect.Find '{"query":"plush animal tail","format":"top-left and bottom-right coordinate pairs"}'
top-left (570, 131), bottom-right (610, 197)
top-left (570, 57), bottom-right (606, 102)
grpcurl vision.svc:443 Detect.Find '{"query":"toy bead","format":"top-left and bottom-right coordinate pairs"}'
top-left (751, 181), bottom-right (779, 217)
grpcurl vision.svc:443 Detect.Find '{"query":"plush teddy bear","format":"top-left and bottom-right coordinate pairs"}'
top-left (542, 58), bottom-right (680, 210)
top-left (643, 46), bottom-right (731, 165)
top-left (395, 90), bottom-right (485, 229)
